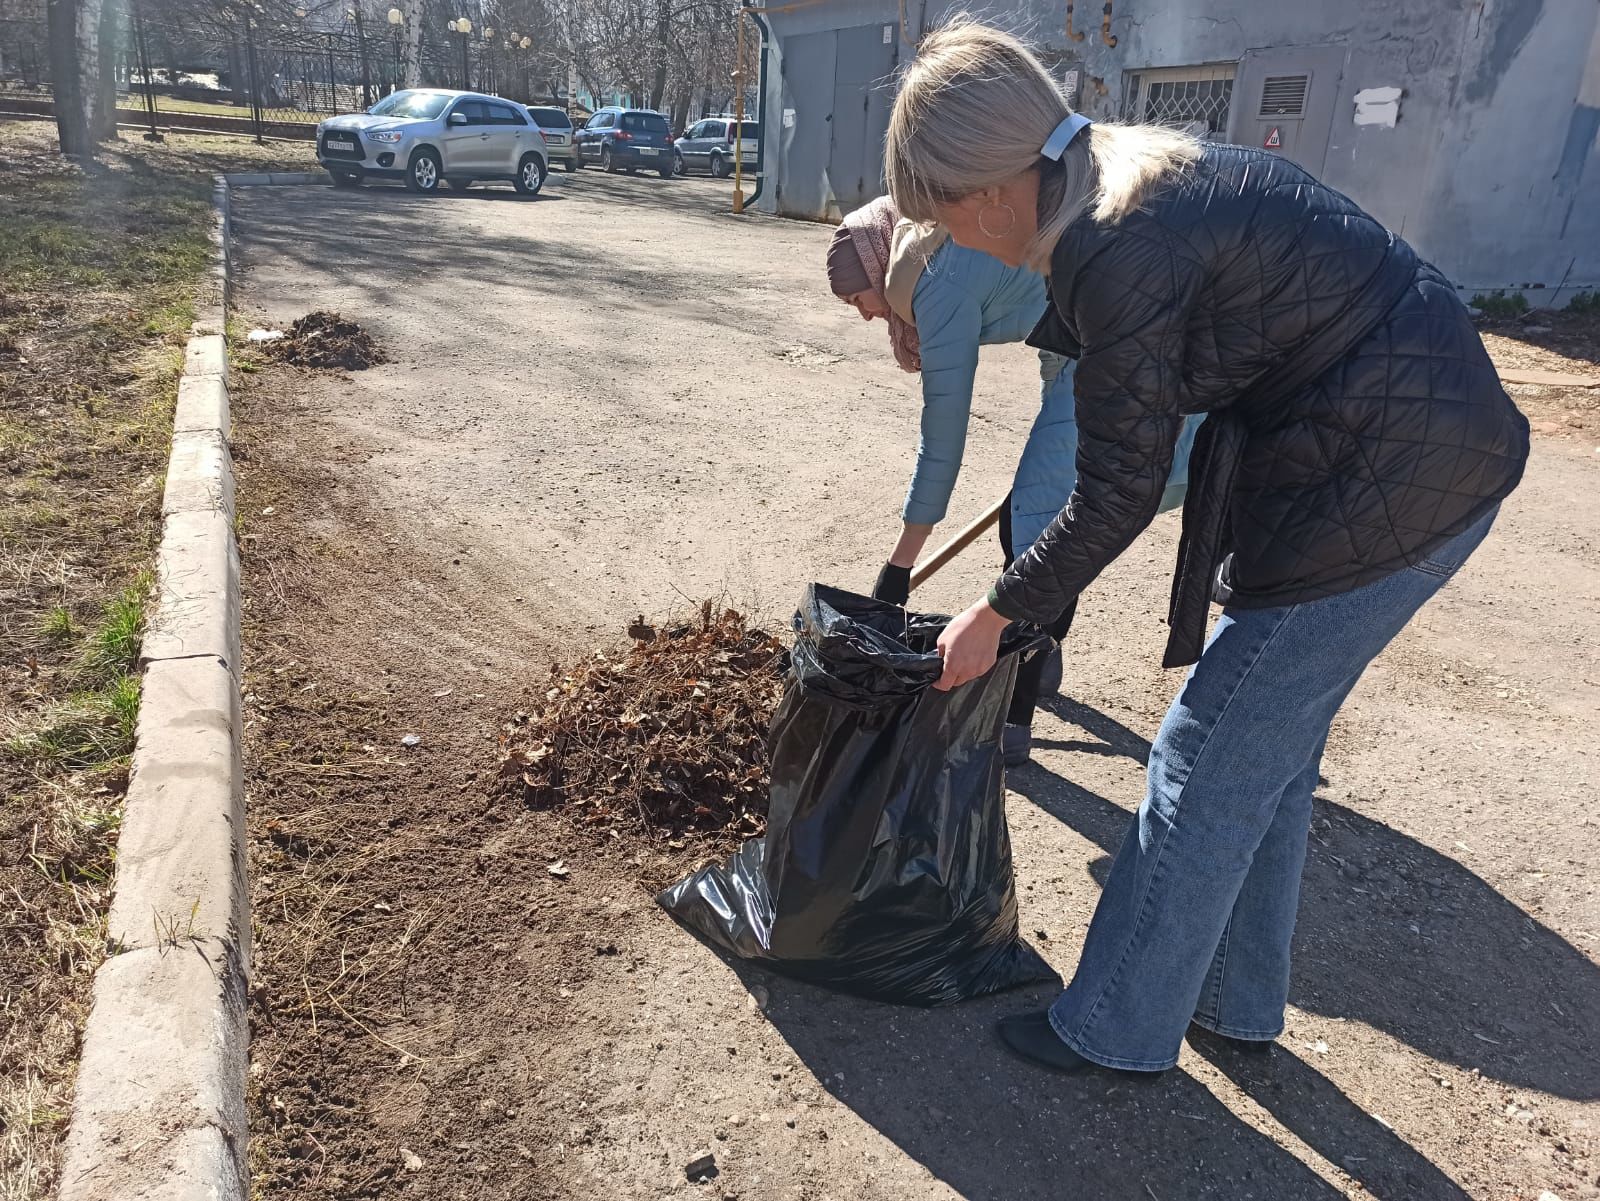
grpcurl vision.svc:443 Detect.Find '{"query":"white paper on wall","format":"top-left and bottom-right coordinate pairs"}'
top-left (1353, 86), bottom-right (1403, 128)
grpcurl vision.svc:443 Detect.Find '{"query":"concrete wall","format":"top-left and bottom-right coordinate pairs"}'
top-left (756, 0), bottom-right (1600, 302)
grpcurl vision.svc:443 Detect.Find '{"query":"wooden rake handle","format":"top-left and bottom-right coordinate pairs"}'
top-left (907, 494), bottom-right (1008, 594)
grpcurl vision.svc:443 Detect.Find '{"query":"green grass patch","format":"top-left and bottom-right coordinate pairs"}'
top-left (1471, 291), bottom-right (1530, 319)
top-left (6, 674), bottom-right (141, 770)
top-left (0, 173), bottom-right (214, 293)
top-left (1567, 291), bottom-right (1600, 316)
top-left (84, 577), bottom-right (150, 679)
top-left (41, 607), bottom-right (76, 642)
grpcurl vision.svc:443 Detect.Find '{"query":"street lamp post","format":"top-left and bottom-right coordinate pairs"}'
top-left (387, 7), bottom-right (403, 92)
top-left (447, 16), bottom-right (471, 91)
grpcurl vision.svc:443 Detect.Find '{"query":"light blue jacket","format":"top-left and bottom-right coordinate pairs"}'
top-left (901, 239), bottom-right (1202, 560)
top-left (902, 242), bottom-right (1046, 526)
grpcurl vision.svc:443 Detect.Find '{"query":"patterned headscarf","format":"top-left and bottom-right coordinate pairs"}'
top-left (828, 196), bottom-right (922, 374)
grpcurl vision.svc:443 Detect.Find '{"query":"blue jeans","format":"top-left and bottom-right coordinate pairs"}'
top-left (1047, 507), bottom-right (1499, 1071)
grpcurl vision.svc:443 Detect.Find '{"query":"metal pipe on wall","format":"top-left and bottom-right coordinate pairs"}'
top-left (1066, 0), bottom-right (1086, 42)
top-left (1100, 1), bottom-right (1117, 48)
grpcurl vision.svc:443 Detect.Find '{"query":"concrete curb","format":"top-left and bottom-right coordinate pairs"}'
top-left (57, 178), bottom-right (249, 1201)
top-left (224, 170), bottom-right (328, 187)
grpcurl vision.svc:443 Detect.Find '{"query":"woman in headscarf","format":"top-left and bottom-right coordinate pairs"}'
top-left (826, 194), bottom-right (1200, 764)
top-left (883, 19), bottom-right (1527, 1076)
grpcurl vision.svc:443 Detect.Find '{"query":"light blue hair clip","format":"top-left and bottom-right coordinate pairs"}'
top-left (1040, 113), bottom-right (1092, 161)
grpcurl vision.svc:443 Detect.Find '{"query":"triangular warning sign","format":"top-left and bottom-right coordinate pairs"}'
top-left (1264, 126), bottom-right (1282, 148)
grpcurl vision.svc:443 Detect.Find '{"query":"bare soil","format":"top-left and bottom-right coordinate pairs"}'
top-left (232, 174), bottom-right (1599, 1201)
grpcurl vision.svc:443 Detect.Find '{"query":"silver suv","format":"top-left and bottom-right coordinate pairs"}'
top-left (317, 89), bottom-right (549, 195)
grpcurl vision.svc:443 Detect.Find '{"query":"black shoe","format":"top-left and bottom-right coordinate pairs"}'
top-left (1186, 1021), bottom-right (1273, 1056)
top-left (996, 1011), bottom-right (1166, 1079)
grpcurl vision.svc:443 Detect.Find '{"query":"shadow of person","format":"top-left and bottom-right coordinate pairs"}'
top-left (1012, 699), bottom-right (1600, 1104)
top-left (1198, 1040), bottom-right (1473, 1200)
top-left (739, 965), bottom-right (1348, 1201)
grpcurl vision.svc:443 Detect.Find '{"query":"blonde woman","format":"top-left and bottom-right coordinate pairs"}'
top-left (885, 21), bottom-right (1527, 1076)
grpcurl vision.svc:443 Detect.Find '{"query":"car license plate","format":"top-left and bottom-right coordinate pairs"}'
top-left (327, 137), bottom-right (355, 149)
top-left (639, 147), bottom-right (659, 156)
top-left (546, 135), bottom-right (566, 144)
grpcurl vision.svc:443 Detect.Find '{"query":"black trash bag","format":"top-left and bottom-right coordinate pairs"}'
top-left (658, 583), bottom-right (1059, 1006)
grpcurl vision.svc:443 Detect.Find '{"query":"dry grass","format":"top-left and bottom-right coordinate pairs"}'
top-left (0, 116), bottom-right (308, 1200)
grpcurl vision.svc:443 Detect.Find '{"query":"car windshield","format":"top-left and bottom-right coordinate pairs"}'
top-left (621, 112), bottom-right (669, 134)
top-left (367, 91), bottom-right (451, 120)
top-left (529, 108), bottom-right (572, 130)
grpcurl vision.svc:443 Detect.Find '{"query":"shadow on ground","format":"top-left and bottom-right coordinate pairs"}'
top-left (721, 695), bottom-right (1598, 1199)
top-left (1019, 695), bottom-right (1600, 1103)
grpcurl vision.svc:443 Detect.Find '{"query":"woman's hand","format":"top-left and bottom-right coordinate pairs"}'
top-left (934, 598), bottom-right (1012, 691)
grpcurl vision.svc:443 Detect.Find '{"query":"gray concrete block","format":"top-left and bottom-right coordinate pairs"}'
top-left (107, 657), bottom-right (245, 955)
top-left (142, 509), bottom-right (241, 676)
top-left (173, 374), bottom-right (230, 438)
top-left (184, 335), bottom-right (225, 379)
top-left (223, 171), bottom-right (272, 186)
top-left (57, 939), bottom-right (248, 1201)
top-left (162, 430), bottom-right (234, 522)
top-left (268, 171), bottom-right (327, 185)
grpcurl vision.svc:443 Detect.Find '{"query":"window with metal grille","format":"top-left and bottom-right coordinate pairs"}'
top-left (1123, 64), bottom-right (1238, 140)
top-left (1259, 75), bottom-right (1309, 117)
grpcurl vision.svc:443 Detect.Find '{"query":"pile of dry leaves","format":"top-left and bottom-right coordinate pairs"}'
top-left (267, 310), bottom-right (386, 370)
top-left (499, 602), bottom-right (788, 843)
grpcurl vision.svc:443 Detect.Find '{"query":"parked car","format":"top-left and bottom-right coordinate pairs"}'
top-left (673, 117), bottom-right (760, 178)
top-left (526, 105), bottom-right (579, 172)
top-left (572, 107), bottom-right (673, 177)
top-left (316, 88), bottom-right (549, 196)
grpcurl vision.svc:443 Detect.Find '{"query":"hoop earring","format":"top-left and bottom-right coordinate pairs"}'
top-left (978, 202), bottom-right (1016, 239)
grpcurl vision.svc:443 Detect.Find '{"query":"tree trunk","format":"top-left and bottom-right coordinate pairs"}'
top-left (46, 0), bottom-right (92, 157)
top-left (76, 0), bottom-right (104, 137)
top-left (402, 0), bottom-right (425, 87)
top-left (647, 0), bottom-right (668, 110)
top-left (93, 0), bottom-right (121, 140)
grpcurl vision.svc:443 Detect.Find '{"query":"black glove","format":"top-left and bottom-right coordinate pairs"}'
top-left (872, 562), bottom-right (912, 607)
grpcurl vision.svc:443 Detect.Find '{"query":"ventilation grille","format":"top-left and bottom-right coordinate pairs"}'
top-left (1259, 75), bottom-right (1309, 117)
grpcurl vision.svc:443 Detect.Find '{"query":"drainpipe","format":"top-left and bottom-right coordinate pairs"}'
top-left (1101, 1), bottom-right (1118, 47)
top-left (1065, 0), bottom-right (1086, 42)
top-left (741, 5), bottom-right (772, 211)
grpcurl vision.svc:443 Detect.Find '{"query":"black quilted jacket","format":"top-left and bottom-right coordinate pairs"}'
top-left (995, 145), bottom-right (1529, 666)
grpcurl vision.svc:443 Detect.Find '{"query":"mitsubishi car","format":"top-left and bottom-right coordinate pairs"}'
top-left (316, 88), bottom-right (549, 196)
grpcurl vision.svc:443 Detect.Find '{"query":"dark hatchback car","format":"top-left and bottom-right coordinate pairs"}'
top-left (573, 108), bottom-right (673, 177)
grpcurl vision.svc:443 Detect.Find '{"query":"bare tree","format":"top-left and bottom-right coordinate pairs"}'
top-left (45, 0), bottom-right (104, 155)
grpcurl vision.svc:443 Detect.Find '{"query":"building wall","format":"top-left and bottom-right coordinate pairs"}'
top-left (756, 0), bottom-right (1600, 302)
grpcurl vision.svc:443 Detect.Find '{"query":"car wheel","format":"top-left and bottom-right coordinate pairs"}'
top-left (601, 146), bottom-right (616, 173)
top-left (672, 150), bottom-right (686, 176)
top-left (710, 152), bottom-right (729, 179)
top-left (564, 155), bottom-right (579, 173)
top-left (407, 148), bottom-right (442, 193)
top-left (445, 177), bottom-right (471, 192)
top-left (329, 168), bottom-right (363, 187)
top-left (514, 153), bottom-right (547, 195)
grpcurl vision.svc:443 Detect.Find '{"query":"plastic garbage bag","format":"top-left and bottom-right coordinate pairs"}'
top-left (658, 583), bottom-right (1059, 1006)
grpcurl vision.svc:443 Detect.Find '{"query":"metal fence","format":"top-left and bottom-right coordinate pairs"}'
top-left (0, 7), bottom-right (570, 141)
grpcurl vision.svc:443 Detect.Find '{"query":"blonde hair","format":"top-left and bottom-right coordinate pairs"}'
top-left (885, 18), bottom-right (1202, 272)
